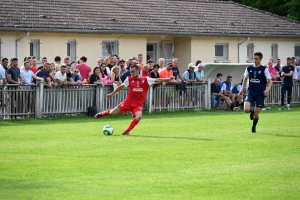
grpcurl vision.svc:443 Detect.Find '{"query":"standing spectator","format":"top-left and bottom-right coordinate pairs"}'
top-left (158, 58), bottom-right (165, 73)
top-left (89, 67), bottom-right (104, 86)
top-left (291, 57), bottom-right (296, 66)
top-left (118, 59), bottom-right (127, 76)
top-left (267, 59), bottom-right (279, 81)
top-left (147, 59), bottom-right (154, 71)
top-left (182, 63), bottom-right (196, 85)
top-left (238, 52), bottom-right (272, 133)
top-left (141, 64), bottom-right (151, 77)
top-left (76, 56), bottom-right (92, 82)
top-left (195, 63), bottom-right (204, 82)
top-left (54, 56), bottom-right (62, 72)
top-left (21, 61), bottom-right (43, 85)
top-left (55, 65), bottom-right (68, 85)
top-left (96, 57), bottom-right (110, 75)
top-left (274, 58), bottom-right (281, 72)
top-left (106, 55), bottom-right (115, 71)
top-left (159, 62), bottom-right (174, 86)
top-left (195, 60), bottom-right (201, 66)
top-left (150, 64), bottom-right (160, 78)
top-left (279, 57), bottom-right (294, 110)
top-left (72, 68), bottom-right (82, 83)
top-left (126, 58), bottom-right (133, 70)
top-left (65, 64), bottom-right (81, 86)
top-left (99, 63), bottom-right (111, 84)
top-left (295, 59), bottom-right (300, 81)
top-left (49, 63), bottom-right (56, 77)
top-left (63, 57), bottom-right (70, 65)
top-left (0, 58), bottom-right (8, 84)
top-left (171, 58), bottom-right (184, 82)
top-left (35, 62), bottom-right (55, 86)
top-left (138, 54), bottom-right (145, 68)
top-left (7, 58), bottom-right (24, 84)
top-left (293, 59), bottom-right (298, 81)
top-left (110, 65), bottom-right (122, 88)
top-left (37, 57), bottom-right (48, 70)
top-left (29, 56), bottom-right (38, 74)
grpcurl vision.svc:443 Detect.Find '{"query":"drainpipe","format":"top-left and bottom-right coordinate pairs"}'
top-left (238, 37), bottom-right (250, 63)
top-left (16, 31), bottom-right (29, 59)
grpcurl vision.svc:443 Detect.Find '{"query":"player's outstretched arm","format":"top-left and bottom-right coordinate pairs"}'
top-left (154, 76), bottom-right (174, 83)
top-left (107, 84), bottom-right (125, 99)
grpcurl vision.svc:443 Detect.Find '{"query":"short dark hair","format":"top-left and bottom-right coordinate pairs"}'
top-left (227, 76), bottom-right (232, 79)
top-left (153, 64), bottom-right (159, 69)
top-left (23, 57), bottom-right (28, 62)
top-left (42, 57), bottom-right (47, 60)
top-left (80, 56), bottom-right (87, 62)
top-left (287, 57), bottom-right (291, 61)
top-left (2, 58), bottom-right (8, 62)
top-left (195, 60), bottom-right (201, 66)
top-left (130, 64), bottom-right (139, 71)
top-left (54, 56), bottom-right (61, 62)
top-left (291, 57), bottom-right (295, 59)
top-left (254, 52), bottom-right (263, 59)
top-left (66, 64), bottom-right (71, 67)
top-left (277, 58), bottom-right (281, 61)
top-left (60, 65), bottom-right (67, 69)
top-left (138, 54), bottom-right (143, 56)
top-left (216, 73), bottom-right (223, 77)
top-left (31, 56), bottom-right (36, 59)
top-left (11, 58), bottom-right (18, 62)
top-left (64, 57), bottom-right (69, 60)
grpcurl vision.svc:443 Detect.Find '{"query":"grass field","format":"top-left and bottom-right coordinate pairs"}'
top-left (0, 107), bottom-right (300, 199)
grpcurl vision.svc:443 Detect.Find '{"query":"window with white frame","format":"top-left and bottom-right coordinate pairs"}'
top-left (29, 39), bottom-right (40, 60)
top-left (162, 41), bottom-right (174, 64)
top-left (67, 39), bottom-right (77, 61)
top-left (214, 43), bottom-right (229, 62)
top-left (247, 43), bottom-right (254, 63)
top-left (294, 44), bottom-right (300, 59)
top-left (101, 41), bottom-right (119, 57)
top-left (271, 43), bottom-right (278, 62)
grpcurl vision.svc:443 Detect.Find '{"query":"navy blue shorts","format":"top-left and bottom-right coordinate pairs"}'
top-left (245, 93), bottom-right (265, 108)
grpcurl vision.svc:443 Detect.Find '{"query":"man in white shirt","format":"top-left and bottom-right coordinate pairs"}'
top-left (20, 61), bottom-right (43, 85)
top-left (55, 65), bottom-right (68, 85)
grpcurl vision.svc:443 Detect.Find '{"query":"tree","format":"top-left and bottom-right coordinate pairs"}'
top-left (231, 0), bottom-right (300, 22)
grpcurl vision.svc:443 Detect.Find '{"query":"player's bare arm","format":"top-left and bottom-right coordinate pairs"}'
top-left (264, 79), bottom-right (273, 96)
top-left (154, 76), bottom-right (174, 83)
top-left (107, 84), bottom-right (125, 99)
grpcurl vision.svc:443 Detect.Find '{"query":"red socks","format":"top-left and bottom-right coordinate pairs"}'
top-left (124, 118), bottom-right (140, 133)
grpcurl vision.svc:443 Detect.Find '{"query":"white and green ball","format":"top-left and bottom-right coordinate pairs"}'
top-left (103, 125), bottom-right (114, 135)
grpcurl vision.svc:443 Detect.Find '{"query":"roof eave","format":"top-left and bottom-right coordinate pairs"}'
top-left (0, 27), bottom-right (299, 38)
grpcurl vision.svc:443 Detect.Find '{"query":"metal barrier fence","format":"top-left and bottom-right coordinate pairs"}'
top-left (1, 81), bottom-right (299, 119)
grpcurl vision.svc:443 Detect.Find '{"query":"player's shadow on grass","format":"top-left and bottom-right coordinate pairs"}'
top-left (133, 135), bottom-right (214, 141)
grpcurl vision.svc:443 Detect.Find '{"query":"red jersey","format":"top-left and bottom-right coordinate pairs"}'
top-left (30, 66), bottom-right (37, 74)
top-left (141, 70), bottom-right (151, 77)
top-left (123, 76), bottom-right (155, 107)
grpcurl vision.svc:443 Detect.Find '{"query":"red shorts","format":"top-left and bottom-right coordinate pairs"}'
top-left (117, 101), bottom-right (142, 117)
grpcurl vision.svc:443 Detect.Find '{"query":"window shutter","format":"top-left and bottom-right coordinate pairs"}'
top-left (162, 41), bottom-right (174, 64)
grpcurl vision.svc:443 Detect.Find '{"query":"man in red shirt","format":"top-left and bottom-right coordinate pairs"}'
top-left (29, 56), bottom-right (38, 74)
top-left (76, 56), bottom-right (92, 82)
top-left (95, 64), bottom-right (173, 136)
top-left (141, 64), bottom-right (151, 77)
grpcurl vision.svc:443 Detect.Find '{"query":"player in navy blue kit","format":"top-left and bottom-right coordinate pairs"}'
top-left (279, 57), bottom-right (294, 110)
top-left (238, 52), bottom-right (273, 133)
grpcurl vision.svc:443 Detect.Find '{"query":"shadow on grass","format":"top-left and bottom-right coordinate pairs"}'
top-left (262, 133), bottom-right (300, 138)
top-left (133, 135), bottom-right (214, 141)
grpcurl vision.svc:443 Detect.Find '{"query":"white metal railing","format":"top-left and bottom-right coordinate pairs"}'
top-left (1, 81), bottom-right (300, 119)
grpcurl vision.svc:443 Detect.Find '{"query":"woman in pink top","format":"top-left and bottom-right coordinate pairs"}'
top-left (267, 60), bottom-right (279, 81)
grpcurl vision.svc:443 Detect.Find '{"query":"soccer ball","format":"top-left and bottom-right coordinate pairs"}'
top-left (103, 125), bottom-right (114, 135)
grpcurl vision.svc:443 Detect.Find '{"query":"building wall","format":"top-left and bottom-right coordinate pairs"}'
top-left (174, 37), bottom-right (191, 71)
top-left (0, 31), bottom-right (17, 59)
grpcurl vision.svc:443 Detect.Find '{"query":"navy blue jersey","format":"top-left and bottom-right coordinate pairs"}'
top-left (244, 65), bottom-right (271, 96)
top-left (172, 67), bottom-right (180, 80)
top-left (281, 65), bottom-right (294, 83)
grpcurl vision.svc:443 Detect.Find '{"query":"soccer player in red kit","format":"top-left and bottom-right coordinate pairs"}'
top-left (94, 64), bottom-right (174, 136)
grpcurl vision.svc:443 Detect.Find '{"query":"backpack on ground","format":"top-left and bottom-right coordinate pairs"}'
top-left (87, 106), bottom-right (97, 117)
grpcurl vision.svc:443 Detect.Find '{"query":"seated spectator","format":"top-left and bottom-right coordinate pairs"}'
top-left (150, 64), bottom-right (160, 78)
top-left (141, 64), bottom-right (151, 77)
top-left (211, 78), bottom-right (222, 109)
top-left (110, 65), bottom-right (122, 86)
top-left (267, 59), bottom-right (280, 81)
top-left (222, 76), bottom-right (243, 107)
top-left (89, 67), bottom-right (104, 87)
top-left (71, 68), bottom-right (82, 83)
top-left (232, 79), bottom-right (243, 94)
top-left (55, 65), bottom-right (68, 85)
top-left (99, 63), bottom-right (111, 84)
top-left (182, 63), bottom-right (196, 85)
top-left (195, 64), bottom-right (204, 82)
top-left (216, 73), bottom-right (223, 89)
top-left (34, 62), bottom-right (55, 87)
top-left (21, 61), bottom-right (43, 85)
